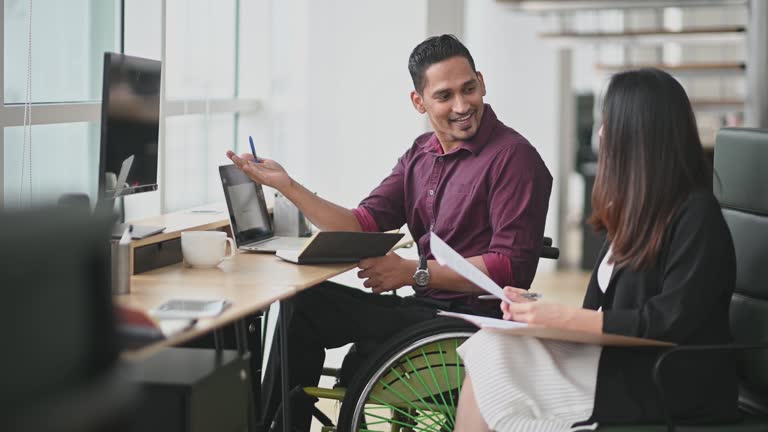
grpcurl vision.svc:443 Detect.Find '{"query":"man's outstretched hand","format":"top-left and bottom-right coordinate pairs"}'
top-left (226, 150), bottom-right (292, 192)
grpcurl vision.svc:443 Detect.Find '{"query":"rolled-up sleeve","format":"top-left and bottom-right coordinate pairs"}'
top-left (351, 207), bottom-right (380, 232)
top-left (482, 252), bottom-right (513, 288)
top-left (354, 155), bottom-right (408, 232)
top-left (486, 144), bottom-right (552, 289)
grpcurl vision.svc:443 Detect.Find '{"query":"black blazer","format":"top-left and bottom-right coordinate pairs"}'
top-left (582, 190), bottom-right (739, 425)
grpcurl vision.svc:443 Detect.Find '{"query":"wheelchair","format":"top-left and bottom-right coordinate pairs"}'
top-left (302, 238), bottom-right (560, 432)
top-left (310, 127), bottom-right (768, 432)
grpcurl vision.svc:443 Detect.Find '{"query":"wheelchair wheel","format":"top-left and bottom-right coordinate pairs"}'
top-left (337, 317), bottom-right (477, 432)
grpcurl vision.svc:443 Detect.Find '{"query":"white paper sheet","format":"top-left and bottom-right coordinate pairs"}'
top-left (438, 310), bottom-right (528, 329)
top-left (430, 232), bottom-right (512, 304)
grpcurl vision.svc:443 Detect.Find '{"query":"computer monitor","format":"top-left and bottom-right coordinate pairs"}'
top-left (98, 52), bottom-right (161, 199)
top-left (98, 52), bottom-right (164, 239)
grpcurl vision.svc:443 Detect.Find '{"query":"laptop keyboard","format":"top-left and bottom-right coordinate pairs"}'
top-left (250, 237), bottom-right (307, 250)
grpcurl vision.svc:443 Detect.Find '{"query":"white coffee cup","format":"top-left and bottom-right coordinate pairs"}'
top-left (181, 231), bottom-right (235, 268)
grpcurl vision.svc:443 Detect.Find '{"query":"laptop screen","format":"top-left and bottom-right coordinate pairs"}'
top-left (219, 165), bottom-right (274, 246)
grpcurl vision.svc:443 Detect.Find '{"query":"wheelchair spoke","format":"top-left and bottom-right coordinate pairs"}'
top-left (437, 341), bottom-right (457, 415)
top-left (362, 418), bottom-right (401, 426)
top-left (421, 348), bottom-right (455, 429)
top-left (385, 364), bottom-right (447, 427)
top-left (372, 382), bottom-right (443, 432)
top-left (405, 357), bottom-right (452, 422)
top-left (414, 407), bottom-right (452, 430)
top-left (363, 410), bottom-right (441, 432)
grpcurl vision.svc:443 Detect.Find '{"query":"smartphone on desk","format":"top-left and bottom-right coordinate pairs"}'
top-left (150, 299), bottom-right (231, 319)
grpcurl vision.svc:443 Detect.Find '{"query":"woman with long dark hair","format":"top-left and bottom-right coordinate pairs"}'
top-left (454, 68), bottom-right (739, 431)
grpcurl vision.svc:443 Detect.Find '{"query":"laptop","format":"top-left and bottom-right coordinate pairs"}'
top-left (219, 164), bottom-right (309, 253)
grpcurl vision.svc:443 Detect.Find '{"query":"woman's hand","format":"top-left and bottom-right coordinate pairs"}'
top-left (500, 287), bottom-right (537, 305)
top-left (500, 286), bottom-right (591, 331)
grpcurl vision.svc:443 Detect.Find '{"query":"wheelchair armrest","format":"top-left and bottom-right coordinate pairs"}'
top-left (652, 342), bottom-right (768, 432)
top-left (540, 246), bottom-right (559, 260)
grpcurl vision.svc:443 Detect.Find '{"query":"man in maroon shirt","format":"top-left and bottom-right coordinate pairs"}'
top-left (227, 34), bottom-right (552, 431)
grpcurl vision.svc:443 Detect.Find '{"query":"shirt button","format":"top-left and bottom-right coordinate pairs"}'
top-left (438, 157), bottom-right (443, 162)
top-left (428, 190), bottom-right (434, 196)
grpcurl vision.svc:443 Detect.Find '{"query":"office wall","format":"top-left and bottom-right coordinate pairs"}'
top-left (464, 0), bottom-right (561, 271)
top-left (269, 0), bottom-right (429, 209)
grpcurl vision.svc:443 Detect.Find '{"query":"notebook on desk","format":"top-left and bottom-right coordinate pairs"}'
top-left (116, 304), bottom-right (197, 350)
top-left (219, 164), bottom-right (308, 253)
top-left (276, 231), bottom-right (404, 264)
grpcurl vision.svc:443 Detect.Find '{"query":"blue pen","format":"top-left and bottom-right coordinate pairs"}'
top-left (249, 135), bottom-right (261, 163)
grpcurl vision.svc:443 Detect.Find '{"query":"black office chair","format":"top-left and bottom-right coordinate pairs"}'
top-left (0, 207), bottom-right (137, 432)
top-left (595, 129), bottom-right (768, 432)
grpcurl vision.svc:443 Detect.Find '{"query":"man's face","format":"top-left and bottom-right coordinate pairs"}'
top-left (411, 56), bottom-right (486, 149)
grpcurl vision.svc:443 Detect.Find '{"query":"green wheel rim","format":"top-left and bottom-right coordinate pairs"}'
top-left (349, 332), bottom-right (472, 431)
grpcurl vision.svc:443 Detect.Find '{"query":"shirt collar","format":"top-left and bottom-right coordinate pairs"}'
top-left (425, 103), bottom-right (498, 157)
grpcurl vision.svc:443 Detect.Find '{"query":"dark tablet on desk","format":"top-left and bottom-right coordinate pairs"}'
top-left (276, 231), bottom-right (404, 264)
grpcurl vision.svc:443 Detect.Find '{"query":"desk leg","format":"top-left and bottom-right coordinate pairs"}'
top-left (279, 299), bottom-right (293, 432)
top-left (235, 319), bottom-right (248, 356)
top-left (245, 313), bottom-right (264, 432)
top-left (213, 328), bottom-right (224, 353)
top-left (235, 318), bottom-right (259, 431)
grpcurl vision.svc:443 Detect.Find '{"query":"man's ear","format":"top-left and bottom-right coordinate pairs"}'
top-left (476, 71), bottom-right (487, 97)
top-left (411, 90), bottom-right (426, 114)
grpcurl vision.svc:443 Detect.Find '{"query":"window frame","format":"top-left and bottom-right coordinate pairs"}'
top-left (0, 0), bottom-right (262, 211)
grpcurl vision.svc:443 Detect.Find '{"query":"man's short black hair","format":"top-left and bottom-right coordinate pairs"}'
top-left (408, 34), bottom-right (476, 94)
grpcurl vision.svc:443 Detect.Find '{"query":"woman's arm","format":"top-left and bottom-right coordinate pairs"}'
top-left (502, 287), bottom-right (603, 334)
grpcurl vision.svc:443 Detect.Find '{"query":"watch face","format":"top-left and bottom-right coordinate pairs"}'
top-left (414, 270), bottom-right (429, 286)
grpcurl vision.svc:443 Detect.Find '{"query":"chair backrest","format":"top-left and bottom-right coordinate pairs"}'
top-left (713, 127), bottom-right (768, 414)
top-left (0, 207), bottom-right (125, 430)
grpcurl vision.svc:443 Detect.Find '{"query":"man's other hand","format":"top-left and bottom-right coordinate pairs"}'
top-left (357, 252), bottom-right (411, 294)
top-left (226, 150), bottom-right (292, 192)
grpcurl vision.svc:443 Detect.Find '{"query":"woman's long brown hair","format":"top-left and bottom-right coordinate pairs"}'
top-left (589, 68), bottom-right (710, 271)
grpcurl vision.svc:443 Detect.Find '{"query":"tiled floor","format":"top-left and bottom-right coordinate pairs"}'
top-left (308, 269), bottom-right (592, 431)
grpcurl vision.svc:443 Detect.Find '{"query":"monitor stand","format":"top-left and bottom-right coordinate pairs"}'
top-left (112, 223), bottom-right (165, 240)
top-left (105, 190), bottom-right (165, 240)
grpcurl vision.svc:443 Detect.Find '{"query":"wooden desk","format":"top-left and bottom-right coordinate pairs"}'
top-left (127, 203), bottom-right (230, 274)
top-left (136, 251), bottom-right (356, 290)
top-left (130, 202), bottom-right (230, 248)
top-left (119, 252), bottom-right (356, 359)
top-left (120, 203), bottom-right (411, 359)
top-left (117, 205), bottom-right (394, 431)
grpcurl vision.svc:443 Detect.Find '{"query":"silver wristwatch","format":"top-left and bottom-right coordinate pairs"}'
top-left (413, 254), bottom-right (430, 289)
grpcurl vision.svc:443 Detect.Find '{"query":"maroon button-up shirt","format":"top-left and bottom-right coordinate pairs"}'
top-left (352, 104), bottom-right (552, 310)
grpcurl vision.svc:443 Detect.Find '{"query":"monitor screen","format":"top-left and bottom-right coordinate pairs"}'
top-left (98, 52), bottom-right (161, 198)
